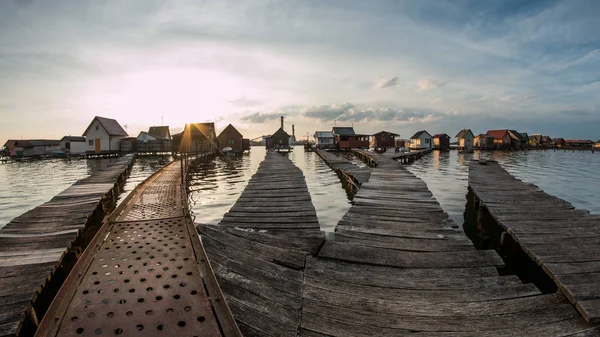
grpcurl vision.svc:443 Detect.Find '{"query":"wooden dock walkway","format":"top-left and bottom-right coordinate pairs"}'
top-left (314, 150), bottom-right (370, 190)
top-left (0, 154), bottom-right (134, 337)
top-left (35, 158), bottom-right (240, 337)
top-left (469, 160), bottom-right (600, 323)
top-left (203, 150), bottom-right (600, 336)
top-left (199, 152), bottom-right (325, 336)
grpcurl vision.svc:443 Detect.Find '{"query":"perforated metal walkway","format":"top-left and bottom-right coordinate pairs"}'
top-left (36, 161), bottom-right (240, 337)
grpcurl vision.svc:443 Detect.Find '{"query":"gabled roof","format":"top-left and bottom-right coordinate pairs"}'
top-left (218, 124), bottom-right (243, 138)
top-left (486, 130), bottom-right (509, 140)
top-left (272, 127), bottom-right (290, 138)
top-left (83, 116), bottom-right (128, 137)
top-left (372, 131), bottom-right (400, 137)
top-left (432, 133), bottom-right (449, 139)
top-left (455, 129), bottom-right (474, 138)
top-left (184, 123), bottom-right (216, 138)
top-left (61, 136), bottom-right (86, 142)
top-left (148, 126), bottom-right (171, 139)
top-left (508, 130), bottom-right (527, 141)
top-left (137, 131), bottom-right (156, 139)
top-left (314, 131), bottom-right (334, 138)
top-left (332, 127), bottom-right (355, 136)
top-left (410, 130), bottom-right (432, 139)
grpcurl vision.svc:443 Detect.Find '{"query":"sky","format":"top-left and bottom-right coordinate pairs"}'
top-left (1, 0), bottom-right (599, 141)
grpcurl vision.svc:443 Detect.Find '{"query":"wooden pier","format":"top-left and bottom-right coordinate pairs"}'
top-left (314, 150), bottom-right (370, 191)
top-left (198, 152), bottom-right (325, 336)
top-left (0, 155), bottom-right (134, 337)
top-left (198, 150), bottom-right (599, 335)
top-left (34, 157), bottom-right (240, 337)
top-left (469, 160), bottom-right (600, 322)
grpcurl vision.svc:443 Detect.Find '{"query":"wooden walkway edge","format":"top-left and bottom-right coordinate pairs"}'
top-left (469, 159), bottom-right (600, 322)
top-left (35, 156), bottom-right (240, 337)
top-left (0, 154), bottom-right (135, 337)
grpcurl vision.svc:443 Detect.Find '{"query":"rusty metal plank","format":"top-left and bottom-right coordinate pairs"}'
top-left (54, 218), bottom-right (222, 337)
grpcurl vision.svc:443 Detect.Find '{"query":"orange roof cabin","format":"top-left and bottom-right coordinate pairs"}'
top-left (370, 131), bottom-right (399, 149)
top-left (566, 139), bottom-right (594, 148)
top-left (486, 130), bottom-right (512, 149)
top-left (217, 124), bottom-right (244, 153)
top-left (332, 127), bottom-right (369, 149)
top-left (474, 134), bottom-right (495, 149)
top-left (432, 134), bottom-right (450, 150)
top-left (180, 122), bottom-right (218, 154)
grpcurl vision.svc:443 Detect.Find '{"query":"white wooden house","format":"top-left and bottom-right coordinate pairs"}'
top-left (455, 129), bottom-right (474, 150)
top-left (314, 131), bottom-right (335, 149)
top-left (409, 130), bottom-right (433, 149)
top-left (137, 131), bottom-right (157, 142)
top-left (60, 136), bottom-right (87, 154)
top-left (82, 116), bottom-right (128, 153)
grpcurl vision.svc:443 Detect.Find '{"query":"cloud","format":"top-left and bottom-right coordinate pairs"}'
top-left (301, 103), bottom-right (355, 121)
top-left (239, 111), bottom-right (285, 123)
top-left (417, 77), bottom-right (448, 90)
top-left (374, 76), bottom-right (399, 89)
top-left (230, 97), bottom-right (262, 107)
top-left (300, 102), bottom-right (447, 123)
top-left (432, 98), bottom-right (443, 104)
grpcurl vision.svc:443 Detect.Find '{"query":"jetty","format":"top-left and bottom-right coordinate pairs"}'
top-left (315, 150), bottom-right (370, 190)
top-left (0, 155), bottom-right (134, 337)
top-left (198, 152), bottom-right (325, 336)
top-left (34, 157), bottom-right (239, 336)
top-left (199, 150), bottom-right (599, 335)
top-left (469, 160), bottom-right (600, 322)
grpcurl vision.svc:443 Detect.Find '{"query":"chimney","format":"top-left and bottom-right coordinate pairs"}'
top-left (292, 125), bottom-right (295, 137)
top-left (280, 116), bottom-right (284, 130)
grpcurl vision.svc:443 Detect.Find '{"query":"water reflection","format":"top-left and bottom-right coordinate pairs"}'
top-left (0, 156), bottom-right (170, 228)
top-left (406, 149), bottom-right (600, 227)
top-left (187, 146), bottom-right (353, 232)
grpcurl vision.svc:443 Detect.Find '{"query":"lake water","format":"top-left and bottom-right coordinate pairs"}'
top-left (406, 149), bottom-right (600, 225)
top-left (187, 146), bottom-right (351, 232)
top-left (2, 148), bottom-right (598, 235)
top-left (0, 156), bottom-right (172, 229)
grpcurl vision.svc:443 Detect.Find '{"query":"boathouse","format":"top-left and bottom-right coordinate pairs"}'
top-left (529, 134), bottom-right (553, 148)
top-left (486, 130), bottom-right (512, 149)
top-left (507, 130), bottom-right (528, 148)
top-left (266, 127), bottom-right (290, 150)
top-left (409, 130), bottom-right (433, 149)
top-left (370, 131), bottom-right (399, 149)
top-left (59, 136), bottom-right (86, 155)
top-left (314, 131), bottom-right (335, 149)
top-left (566, 139), bottom-right (594, 148)
top-left (181, 122), bottom-right (218, 153)
top-left (455, 129), bottom-right (474, 150)
top-left (148, 126), bottom-right (171, 140)
top-left (3, 139), bottom-right (61, 157)
top-left (218, 124), bottom-right (244, 153)
top-left (553, 138), bottom-right (567, 148)
top-left (83, 116), bottom-right (128, 153)
top-left (432, 133), bottom-right (450, 150)
top-left (332, 127), bottom-right (369, 149)
top-left (474, 134), bottom-right (494, 149)
top-left (596, 141), bottom-right (600, 149)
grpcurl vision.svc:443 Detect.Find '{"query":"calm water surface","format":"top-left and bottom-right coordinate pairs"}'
top-left (407, 150), bottom-right (600, 226)
top-left (188, 146), bottom-right (352, 232)
top-left (0, 156), bottom-right (172, 228)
